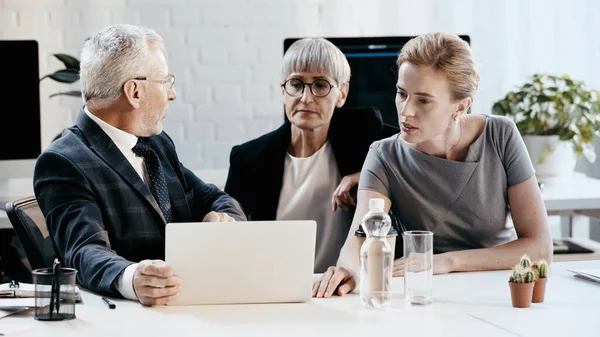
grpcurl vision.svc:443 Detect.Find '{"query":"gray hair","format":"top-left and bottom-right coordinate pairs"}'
top-left (281, 38), bottom-right (351, 85)
top-left (80, 24), bottom-right (164, 102)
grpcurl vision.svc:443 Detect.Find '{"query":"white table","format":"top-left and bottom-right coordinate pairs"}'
top-left (541, 173), bottom-right (600, 237)
top-left (3, 260), bottom-right (599, 337)
top-left (540, 172), bottom-right (600, 213)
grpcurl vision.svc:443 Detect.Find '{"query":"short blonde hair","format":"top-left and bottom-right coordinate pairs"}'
top-left (281, 38), bottom-right (350, 85)
top-left (397, 32), bottom-right (479, 104)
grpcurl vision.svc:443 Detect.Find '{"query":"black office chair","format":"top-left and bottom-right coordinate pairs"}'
top-left (5, 196), bottom-right (57, 271)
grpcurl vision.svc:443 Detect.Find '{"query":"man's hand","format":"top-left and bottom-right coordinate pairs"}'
top-left (133, 260), bottom-right (182, 306)
top-left (331, 172), bottom-right (360, 212)
top-left (203, 211), bottom-right (236, 222)
top-left (312, 266), bottom-right (356, 298)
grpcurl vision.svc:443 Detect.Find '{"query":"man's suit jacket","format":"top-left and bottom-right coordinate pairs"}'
top-left (224, 106), bottom-right (399, 221)
top-left (33, 110), bottom-right (246, 297)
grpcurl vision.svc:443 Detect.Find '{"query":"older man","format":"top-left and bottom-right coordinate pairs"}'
top-left (33, 24), bottom-right (246, 306)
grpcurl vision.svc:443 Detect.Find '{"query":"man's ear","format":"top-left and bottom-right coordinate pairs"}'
top-left (123, 79), bottom-right (142, 109)
top-left (336, 82), bottom-right (350, 108)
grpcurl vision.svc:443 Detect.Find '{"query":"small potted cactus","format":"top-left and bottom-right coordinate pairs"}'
top-left (508, 255), bottom-right (536, 308)
top-left (531, 259), bottom-right (549, 303)
top-left (519, 254), bottom-right (532, 268)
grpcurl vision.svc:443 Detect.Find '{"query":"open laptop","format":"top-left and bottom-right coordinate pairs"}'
top-left (165, 220), bottom-right (316, 305)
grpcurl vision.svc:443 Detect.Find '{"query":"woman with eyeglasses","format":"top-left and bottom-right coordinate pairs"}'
top-left (224, 38), bottom-right (397, 273)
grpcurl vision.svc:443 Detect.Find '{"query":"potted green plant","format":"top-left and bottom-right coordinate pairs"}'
top-left (40, 53), bottom-right (82, 142)
top-left (531, 259), bottom-right (549, 303)
top-left (492, 74), bottom-right (600, 178)
top-left (508, 255), bottom-right (535, 308)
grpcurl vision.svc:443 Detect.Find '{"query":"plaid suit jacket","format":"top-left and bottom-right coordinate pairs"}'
top-left (34, 109), bottom-right (246, 296)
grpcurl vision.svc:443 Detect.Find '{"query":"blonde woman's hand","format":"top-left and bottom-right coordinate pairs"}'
top-left (392, 254), bottom-right (453, 277)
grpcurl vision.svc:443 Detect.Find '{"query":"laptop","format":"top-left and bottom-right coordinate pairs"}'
top-left (165, 220), bottom-right (317, 305)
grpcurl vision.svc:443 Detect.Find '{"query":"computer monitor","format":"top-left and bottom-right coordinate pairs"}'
top-left (283, 35), bottom-right (471, 127)
top-left (0, 40), bottom-right (41, 197)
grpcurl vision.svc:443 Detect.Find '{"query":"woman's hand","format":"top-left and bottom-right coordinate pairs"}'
top-left (331, 172), bottom-right (360, 211)
top-left (392, 253), bottom-right (454, 277)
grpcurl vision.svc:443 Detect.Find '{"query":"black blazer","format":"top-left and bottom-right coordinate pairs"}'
top-left (34, 110), bottom-right (246, 297)
top-left (224, 106), bottom-right (399, 220)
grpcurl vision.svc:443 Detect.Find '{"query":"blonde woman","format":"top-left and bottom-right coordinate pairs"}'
top-left (313, 32), bottom-right (552, 298)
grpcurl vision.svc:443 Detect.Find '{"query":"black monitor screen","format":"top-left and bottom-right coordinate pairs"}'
top-left (0, 40), bottom-right (41, 160)
top-left (284, 35), bottom-right (471, 127)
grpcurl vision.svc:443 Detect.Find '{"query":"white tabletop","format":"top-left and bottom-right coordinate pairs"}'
top-left (540, 172), bottom-right (600, 212)
top-left (3, 260), bottom-right (599, 337)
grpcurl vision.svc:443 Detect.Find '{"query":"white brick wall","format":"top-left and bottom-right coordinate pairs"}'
top-left (2, 0), bottom-right (600, 172)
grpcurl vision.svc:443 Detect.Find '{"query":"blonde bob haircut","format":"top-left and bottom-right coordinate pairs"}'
top-left (281, 38), bottom-right (351, 85)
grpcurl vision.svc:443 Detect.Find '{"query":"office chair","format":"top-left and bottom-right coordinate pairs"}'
top-left (5, 196), bottom-right (57, 271)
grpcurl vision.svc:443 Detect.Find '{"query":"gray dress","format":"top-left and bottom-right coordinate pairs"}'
top-left (359, 115), bottom-right (535, 254)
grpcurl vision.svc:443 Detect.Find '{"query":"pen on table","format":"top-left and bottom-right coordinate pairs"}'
top-left (101, 297), bottom-right (116, 309)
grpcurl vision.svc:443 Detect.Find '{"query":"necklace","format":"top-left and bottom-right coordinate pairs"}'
top-left (445, 120), bottom-right (463, 159)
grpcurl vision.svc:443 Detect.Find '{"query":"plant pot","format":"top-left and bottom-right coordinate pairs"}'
top-left (509, 281), bottom-right (534, 308)
top-left (523, 135), bottom-right (576, 179)
top-left (532, 277), bottom-right (548, 303)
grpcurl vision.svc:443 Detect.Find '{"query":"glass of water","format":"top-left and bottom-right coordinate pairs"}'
top-left (403, 231), bottom-right (433, 305)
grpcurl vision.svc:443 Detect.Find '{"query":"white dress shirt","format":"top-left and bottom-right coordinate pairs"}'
top-left (84, 107), bottom-right (141, 301)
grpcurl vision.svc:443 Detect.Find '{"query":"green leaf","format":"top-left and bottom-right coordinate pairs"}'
top-left (49, 90), bottom-right (82, 98)
top-left (492, 102), bottom-right (506, 116)
top-left (582, 142), bottom-right (597, 163)
top-left (536, 95), bottom-right (551, 103)
top-left (41, 69), bottom-right (80, 83)
top-left (491, 73), bottom-right (600, 163)
top-left (53, 53), bottom-right (80, 70)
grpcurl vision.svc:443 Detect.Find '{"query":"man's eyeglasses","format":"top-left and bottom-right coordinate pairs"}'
top-left (134, 74), bottom-right (175, 89)
top-left (281, 78), bottom-right (336, 98)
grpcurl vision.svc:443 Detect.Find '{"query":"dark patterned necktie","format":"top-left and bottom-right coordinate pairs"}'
top-left (132, 137), bottom-right (172, 223)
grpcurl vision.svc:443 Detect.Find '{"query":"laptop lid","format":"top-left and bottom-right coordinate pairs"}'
top-left (165, 220), bottom-right (317, 305)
